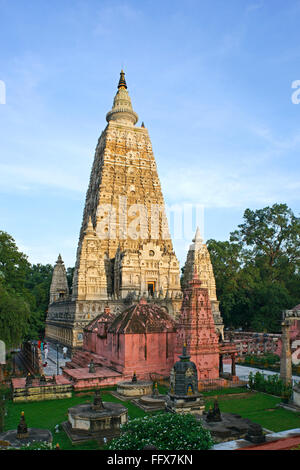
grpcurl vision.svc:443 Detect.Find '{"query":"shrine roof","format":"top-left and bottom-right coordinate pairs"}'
top-left (84, 311), bottom-right (114, 332)
top-left (108, 300), bottom-right (177, 334)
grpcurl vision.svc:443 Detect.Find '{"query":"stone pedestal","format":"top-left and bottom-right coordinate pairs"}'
top-left (165, 393), bottom-right (205, 415)
top-left (116, 380), bottom-right (153, 398)
top-left (133, 393), bottom-right (167, 412)
top-left (199, 412), bottom-right (265, 443)
top-left (0, 428), bottom-right (52, 449)
top-left (62, 400), bottom-right (128, 445)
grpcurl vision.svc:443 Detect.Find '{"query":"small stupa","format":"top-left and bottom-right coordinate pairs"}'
top-left (62, 388), bottom-right (128, 444)
top-left (165, 344), bottom-right (205, 415)
top-left (206, 399), bottom-right (222, 422)
top-left (115, 371), bottom-right (153, 399)
top-left (134, 382), bottom-right (167, 411)
top-left (0, 411), bottom-right (52, 448)
top-left (199, 399), bottom-right (265, 443)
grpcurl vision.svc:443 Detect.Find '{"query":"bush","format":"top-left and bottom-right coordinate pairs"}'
top-left (106, 413), bottom-right (214, 450)
top-left (248, 371), bottom-right (292, 398)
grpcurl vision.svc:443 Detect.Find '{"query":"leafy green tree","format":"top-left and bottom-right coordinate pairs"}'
top-left (230, 203), bottom-right (300, 274)
top-left (0, 231), bottom-right (30, 291)
top-left (207, 204), bottom-right (300, 332)
top-left (0, 283), bottom-right (30, 348)
top-left (24, 264), bottom-right (53, 339)
top-left (0, 231), bottom-right (54, 345)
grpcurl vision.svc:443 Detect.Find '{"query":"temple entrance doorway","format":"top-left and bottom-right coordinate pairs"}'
top-left (147, 281), bottom-right (156, 297)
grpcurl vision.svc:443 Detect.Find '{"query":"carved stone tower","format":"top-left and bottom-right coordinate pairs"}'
top-left (176, 272), bottom-right (220, 381)
top-left (46, 71), bottom-right (182, 349)
top-left (49, 254), bottom-right (69, 304)
top-left (72, 70), bottom-right (181, 302)
top-left (181, 228), bottom-right (224, 338)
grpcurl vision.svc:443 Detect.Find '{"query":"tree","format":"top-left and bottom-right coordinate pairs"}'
top-left (230, 203), bottom-right (300, 275)
top-left (207, 204), bottom-right (300, 332)
top-left (0, 231), bottom-right (30, 292)
top-left (0, 231), bottom-right (54, 345)
top-left (24, 264), bottom-right (53, 339)
top-left (0, 283), bottom-right (30, 348)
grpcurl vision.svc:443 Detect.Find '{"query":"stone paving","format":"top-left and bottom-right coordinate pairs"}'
top-left (41, 344), bottom-right (71, 376)
top-left (212, 428), bottom-right (300, 450)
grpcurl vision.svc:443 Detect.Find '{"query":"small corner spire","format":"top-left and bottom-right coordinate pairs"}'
top-left (193, 226), bottom-right (203, 243)
top-left (118, 69), bottom-right (127, 90)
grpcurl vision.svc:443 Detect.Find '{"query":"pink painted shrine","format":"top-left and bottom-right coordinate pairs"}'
top-left (63, 278), bottom-right (235, 390)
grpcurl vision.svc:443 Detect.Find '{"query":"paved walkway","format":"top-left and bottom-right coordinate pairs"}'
top-left (223, 363), bottom-right (300, 384)
top-left (41, 344), bottom-right (71, 376)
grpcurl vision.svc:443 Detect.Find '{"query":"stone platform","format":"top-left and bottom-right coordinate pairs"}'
top-left (62, 401), bottom-right (128, 445)
top-left (198, 412), bottom-right (264, 442)
top-left (62, 366), bottom-right (123, 390)
top-left (0, 428), bottom-right (52, 449)
top-left (116, 379), bottom-right (153, 398)
top-left (11, 376), bottom-right (72, 402)
top-left (213, 427), bottom-right (300, 450)
top-left (132, 394), bottom-right (167, 411)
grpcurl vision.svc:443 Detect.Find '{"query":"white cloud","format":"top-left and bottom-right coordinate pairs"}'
top-left (161, 163), bottom-right (300, 209)
top-left (0, 163), bottom-right (86, 193)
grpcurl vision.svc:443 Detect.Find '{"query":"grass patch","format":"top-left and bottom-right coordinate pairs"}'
top-left (205, 392), bottom-right (300, 432)
top-left (3, 388), bottom-right (157, 450)
top-left (202, 387), bottom-right (249, 397)
top-left (4, 388), bottom-right (300, 449)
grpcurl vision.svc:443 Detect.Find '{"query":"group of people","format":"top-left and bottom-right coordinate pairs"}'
top-left (36, 340), bottom-right (68, 369)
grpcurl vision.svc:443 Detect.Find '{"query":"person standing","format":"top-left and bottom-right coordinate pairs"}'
top-left (44, 344), bottom-right (49, 361)
top-left (63, 346), bottom-right (68, 360)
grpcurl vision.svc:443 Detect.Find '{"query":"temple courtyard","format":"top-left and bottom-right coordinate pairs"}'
top-left (2, 384), bottom-right (300, 450)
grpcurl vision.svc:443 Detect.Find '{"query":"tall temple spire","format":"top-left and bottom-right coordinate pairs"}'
top-left (106, 70), bottom-right (138, 125)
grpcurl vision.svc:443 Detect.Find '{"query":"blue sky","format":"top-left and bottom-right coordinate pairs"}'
top-left (0, 0), bottom-right (299, 268)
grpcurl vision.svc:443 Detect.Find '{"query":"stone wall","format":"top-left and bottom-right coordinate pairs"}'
top-left (11, 377), bottom-right (72, 403)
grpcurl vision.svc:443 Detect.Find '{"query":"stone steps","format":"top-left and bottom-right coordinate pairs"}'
top-left (66, 350), bottom-right (105, 369)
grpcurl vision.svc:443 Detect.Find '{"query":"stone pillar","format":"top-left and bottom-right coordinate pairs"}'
top-left (280, 322), bottom-right (292, 386)
top-left (231, 353), bottom-right (236, 377)
top-left (219, 354), bottom-right (223, 375)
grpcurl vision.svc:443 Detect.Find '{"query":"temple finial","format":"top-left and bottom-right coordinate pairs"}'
top-left (193, 226), bottom-right (203, 243)
top-left (106, 70), bottom-right (138, 125)
top-left (118, 69), bottom-right (127, 90)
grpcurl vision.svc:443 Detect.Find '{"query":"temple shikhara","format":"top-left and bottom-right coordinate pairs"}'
top-left (45, 71), bottom-right (234, 389)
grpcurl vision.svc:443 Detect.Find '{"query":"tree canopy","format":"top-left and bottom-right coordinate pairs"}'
top-left (207, 203), bottom-right (300, 332)
top-left (0, 231), bottom-right (54, 347)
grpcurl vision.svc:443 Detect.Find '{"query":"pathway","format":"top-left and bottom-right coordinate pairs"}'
top-left (223, 363), bottom-right (300, 384)
top-left (41, 344), bottom-right (71, 376)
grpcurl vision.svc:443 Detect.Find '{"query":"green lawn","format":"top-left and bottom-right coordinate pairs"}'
top-left (202, 387), bottom-right (249, 397)
top-left (3, 389), bottom-right (300, 449)
top-left (205, 392), bottom-right (300, 432)
top-left (4, 389), bottom-right (154, 450)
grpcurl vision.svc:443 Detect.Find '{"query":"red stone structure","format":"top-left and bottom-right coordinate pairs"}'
top-left (63, 299), bottom-right (177, 388)
top-left (176, 273), bottom-right (221, 381)
top-left (62, 275), bottom-right (237, 390)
